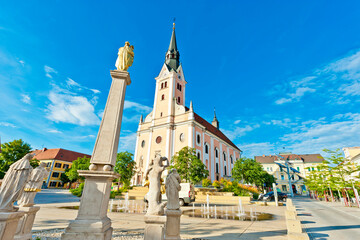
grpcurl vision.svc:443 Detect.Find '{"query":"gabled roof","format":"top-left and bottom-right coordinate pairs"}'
top-left (255, 153), bottom-right (324, 164)
top-left (32, 148), bottom-right (91, 163)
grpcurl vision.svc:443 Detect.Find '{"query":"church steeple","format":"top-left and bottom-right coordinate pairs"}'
top-left (165, 22), bottom-right (180, 71)
top-left (212, 108), bottom-right (220, 129)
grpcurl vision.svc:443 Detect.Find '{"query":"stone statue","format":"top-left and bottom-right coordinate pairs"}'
top-left (145, 154), bottom-right (169, 215)
top-left (165, 169), bottom-right (181, 210)
top-left (18, 162), bottom-right (49, 207)
top-left (0, 153), bottom-right (33, 212)
top-left (115, 41), bottom-right (134, 71)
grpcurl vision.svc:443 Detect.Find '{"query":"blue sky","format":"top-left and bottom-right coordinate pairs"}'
top-left (1, 1), bottom-right (360, 157)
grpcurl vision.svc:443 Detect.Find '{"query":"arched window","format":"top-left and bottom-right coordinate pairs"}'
top-left (230, 156), bottom-right (233, 164)
top-left (177, 97), bottom-right (180, 103)
top-left (215, 148), bottom-right (218, 158)
top-left (197, 134), bottom-right (201, 144)
top-left (164, 81), bottom-right (167, 88)
top-left (224, 166), bottom-right (227, 176)
top-left (161, 83), bottom-right (164, 89)
top-left (161, 94), bottom-right (165, 100)
top-left (223, 152), bottom-right (226, 161)
top-left (205, 144), bottom-right (209, 154)
top-left (197, 152), bottom-right (201, 160)
top-left (141, 140), bottom-right (145, 148)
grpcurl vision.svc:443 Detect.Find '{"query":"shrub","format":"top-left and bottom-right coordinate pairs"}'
top-left (70, 183), bottom-right (84, 197)
top-left (212, 180), bottom-right (221, 189)
top-left (202, 178), bottom-right (211, 187)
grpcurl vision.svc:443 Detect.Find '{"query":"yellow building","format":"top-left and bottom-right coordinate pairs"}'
top-left (343, 147), bottom-right (360, 181)
top-left (133, 24), bottom-right (242, 185)
top-left (255, 152), bottom-right (324, 194)
top-left (32, 148), bottom-right (91, 188)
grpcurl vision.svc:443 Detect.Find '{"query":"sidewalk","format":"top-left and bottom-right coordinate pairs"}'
top-left (33, 201), bottom-right (288, 240)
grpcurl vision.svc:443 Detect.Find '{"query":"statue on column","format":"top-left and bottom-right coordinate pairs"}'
top-left (165, 169), bottom-right (181, 210)
top-left (115, 41), bottom-right (134, 71)
top-left (0, 153), bottom-right (33, 212)
top-left (18, 162), bottom-right (49, 207)
top-left (145, 154), bottom-right (169, 215)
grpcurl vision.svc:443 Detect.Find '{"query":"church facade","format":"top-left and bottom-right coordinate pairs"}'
top-left (133, 24), bottom-right (241, 185)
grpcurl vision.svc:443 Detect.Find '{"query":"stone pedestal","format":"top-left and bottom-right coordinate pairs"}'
top-left (165, 209), bottom-right (181, 240)
top-left (62, 70), bottom-right (130, 240)
top-left (144, 215), bottom-right (166, 240)
top-left (14, 206), bottom-right (40, 240)
top-left (0, 211), bottom-right (25, 240)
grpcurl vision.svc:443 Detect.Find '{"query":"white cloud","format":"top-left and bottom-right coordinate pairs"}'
top-left (118, 132), bottom-right (137, 153)
top-left (339, 80), bottom-right (360, 96)
top-left (275, 87), bottom-right (316, 105)
top-left (91, 89), bottom-right (101, 94)
top-left (222, 124), bottom-right (260, 140)
top-left (66, 78), bottom-right (81, 87)
top-left (234, 120), bottom-right (241, 124)
top-left (48, 129), bottom-right (62, 134)
top-left (19, 60), bottom-right (25, 66)
top-left (21, 94), bottom-right (31, 104)
top-left (44, 65), bottom-right (57, 79)
top-left (124, 100), bottom-right (152, 113)
top-left (0, 122), bottom-right (16, 128)
top-left (240, 142), bottom-right (275, 158)
top-left (46, 90), bottom-right (100, 126)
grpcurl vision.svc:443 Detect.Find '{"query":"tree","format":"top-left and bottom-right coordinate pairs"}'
top-left (65, 156), bottom-right (91, 182)
top-left (231, 157), bottom-right (275, 189)
top-left (114, 151), bottom-right (135, 187)
top-left (171, 146), bottom-right (209, 184)
top-left (60, 168), bottom-right (72, 186)
top-left (0, 139), bottom-right (32, 178)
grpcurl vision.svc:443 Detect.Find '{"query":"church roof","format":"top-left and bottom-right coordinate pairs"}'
top-left (187, 108), bottom-right (240, 151)
top-left (31, 148), bottom-right (91, 163)
top-left (165, 23), bottom-right (180, 72)
top-left (255, 154), bottom-right (324, 164)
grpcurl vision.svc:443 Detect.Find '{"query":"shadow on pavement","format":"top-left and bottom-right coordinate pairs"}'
top-left (307, 225), bottom-right (360, 232)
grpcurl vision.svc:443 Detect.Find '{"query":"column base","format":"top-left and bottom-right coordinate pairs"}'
top-left (14, 206), bottom-right (40, 240)
top-left (144, 215), bottom-right (166, 240)
top-left (61, 217), bottom-right (112, 240)
top-left (0, 211), bottom-right (25, 240)
top-left (165, 209), bottom-right (182, 240)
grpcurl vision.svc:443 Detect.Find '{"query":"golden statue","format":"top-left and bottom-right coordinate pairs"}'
top-left (115, 41), bottom-right (134, 71)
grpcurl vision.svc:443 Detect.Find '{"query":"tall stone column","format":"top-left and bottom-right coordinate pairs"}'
top-left (62, 70), bottom-right (131, 240)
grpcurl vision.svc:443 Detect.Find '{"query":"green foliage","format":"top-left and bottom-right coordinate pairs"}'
top-left (114, 151), bottom-right (136, 187)
top-left (70, 183), bottom-right (84, 197)
top-left (60, 168), bottom-right (71, 184)
top-left (231, 157), bottom-right (276, 189)
top-left (212, 180), bottom-right (221, 188)
top-left (30, 158), bottom-right (40, 169)
top-left (202, 178), bottom-right (211, 187)
top-left (171, 147), bottom-right (209, 184)
top-left (66, 156), bottom-right (90, 182)
top-left (0, 139), bottom-right (32, 178)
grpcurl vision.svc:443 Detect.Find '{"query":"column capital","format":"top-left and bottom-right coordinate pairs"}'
top-left (110, 70), bottom-right (131, 85)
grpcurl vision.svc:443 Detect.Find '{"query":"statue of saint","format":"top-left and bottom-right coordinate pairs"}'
top-left (0, 153), bottom-right (33, 212)
top-left (145, 154), bottom-right (169, 215)
top-left (165, 169), bottom-right (181, 210)
top-left (18, 162), bottom-right (49, 207)
top-left (115, 41), bottom-right (134, 71)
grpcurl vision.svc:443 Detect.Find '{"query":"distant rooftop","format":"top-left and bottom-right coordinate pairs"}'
top-left (32, 148), bottom-right (91, 163)
top-left (255, 153), bottom-right (324, 164)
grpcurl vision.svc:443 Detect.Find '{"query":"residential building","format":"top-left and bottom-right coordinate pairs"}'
top-left (32, 148), bottom-right (91, 188)
top-left (343, 147), bottom-right (360, 181)
top-left (255, 152), bottom-right (324, 194)
top-left (133, 24), bottom-right (242, 185)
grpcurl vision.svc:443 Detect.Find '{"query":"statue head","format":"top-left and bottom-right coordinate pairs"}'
top-left (24, 153), bottom-right (35, 161)
top-left (125, 41), bottom-right (130, 46)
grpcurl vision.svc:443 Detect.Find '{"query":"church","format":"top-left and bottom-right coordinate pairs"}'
top-left (133, 24), bottom-right (242, 185)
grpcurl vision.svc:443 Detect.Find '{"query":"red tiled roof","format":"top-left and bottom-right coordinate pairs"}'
top-left (255, 154), bottom-right (324, 164)
top-left (192, 112), bottom-right (240, 151)
top-left (31, 148), bottom-right (91, 163)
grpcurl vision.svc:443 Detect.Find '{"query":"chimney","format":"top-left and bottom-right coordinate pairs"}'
top-left (42, 147), bottom-right (47, 152)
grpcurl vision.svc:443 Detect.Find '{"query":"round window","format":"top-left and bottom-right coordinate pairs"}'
top-left (179, 133), bottom-right (185, 142)
top-left (156, 136), bottom-right (162, 144)
top-left (141, 140), bottom-right (145, 148)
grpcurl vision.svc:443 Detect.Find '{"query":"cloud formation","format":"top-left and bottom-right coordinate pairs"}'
top-left (44, 65), bottom-right (57, 79)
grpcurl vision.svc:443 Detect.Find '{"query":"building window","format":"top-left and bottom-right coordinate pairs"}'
top-left (282, 185), bottom-right (287, 192)
top-left (224, 166), bottom-right (227, 176)
top-left (230, 156), bottom-right (233, 164)
top-left (270, 167), bottom-right (273, 171)
top-left (312, 167), bottom-right (315, 171)
top-left (197, 152), bottom-right (201, 160)
top-left (47, 162), bottom-right (51, 167)
top-left (164, 81), bottom-right (167, 88)
top-left (177, 97), bottom-right (180, 103)
top-left (216, 163), bottom-right (219, 174)
top-left (223, 152), bottom-right (226, 161)
top-left (179, 133), bottom-right (185, 142)
top-left (215, 149), bottom-right (218, 158)
top-left (161, 94), bottom-right (165, 100)
top-left (205, 145), bottom-right (209, 154)
top-left (49, 182), bottom-right (57, 187)
top-left (156, 136), bottom-right (162, 144)
top-left (161, 83), bottom-right (164, 89)
top-left (63, 164), bottom-right (69, 169)
top-left (160, 112), bottom-right (163, 117)
top-left (197, 134), bottom-right (201, 145)
top-left (52, 172), bottom-right (60, 178)
top-left (281, 175), bottom-right (284, 180)
top-left (58, 182), bottom-right (64, 187)
top-left (141, 140), bottom-right (145, 148)
top-left (55, 163), bottom-right (62, 168)
top-left (291, 175), bottom-right (294, 180)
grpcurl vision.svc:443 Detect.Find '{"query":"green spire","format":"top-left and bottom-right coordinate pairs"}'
top-left (165, 22), bottom-right (180, 71)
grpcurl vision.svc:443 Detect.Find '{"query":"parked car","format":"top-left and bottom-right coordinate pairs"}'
top-left (258, 191), bottom-right (287, 202)
top-left (144, 183), bottom-right (195, 206)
